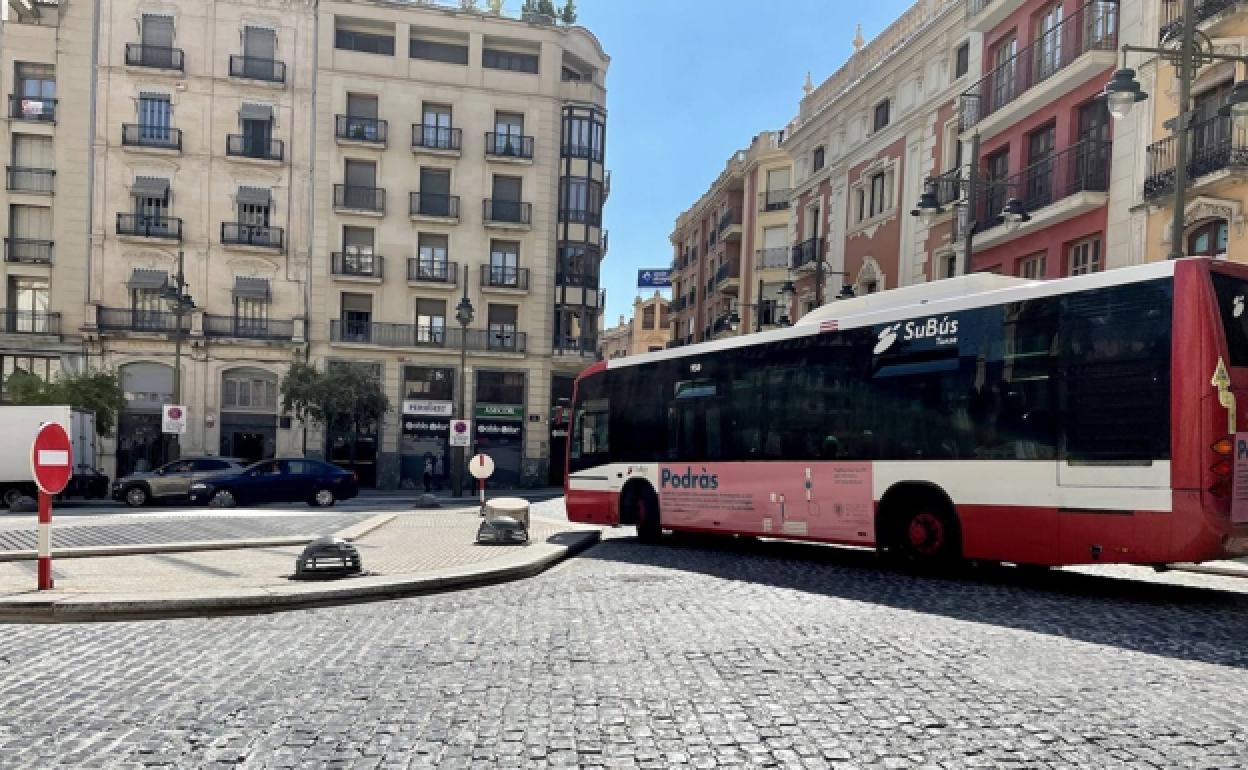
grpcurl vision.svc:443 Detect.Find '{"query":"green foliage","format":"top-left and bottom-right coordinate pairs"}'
top-left (5, 369), bottom-right (127, 437)
top-left (280, 362), bottom-right (390, 439)
top-left (537, 0), bottom-right (557, 17)
top-left (559, 0), bottom-right (577, 23)
top-left (487, 0), bottom-right (503, 13)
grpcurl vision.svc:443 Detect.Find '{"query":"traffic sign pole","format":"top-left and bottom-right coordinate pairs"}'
top-left (30, 421), bottom-right (73, 592)
top-left (37, 491), bottom-right (51, 590)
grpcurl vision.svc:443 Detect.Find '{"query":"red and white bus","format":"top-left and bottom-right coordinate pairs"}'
top-left (565, 257), bottom-right (1248, 567)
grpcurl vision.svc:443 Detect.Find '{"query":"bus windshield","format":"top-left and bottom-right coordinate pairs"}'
top-left (1210, 272), bottom-right (1248, 367)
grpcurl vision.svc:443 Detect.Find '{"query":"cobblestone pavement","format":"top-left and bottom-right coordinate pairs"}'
top-left (1, 518), bottom-right (1247, 768)
top-left (0, 513), bottom-right (364, 551)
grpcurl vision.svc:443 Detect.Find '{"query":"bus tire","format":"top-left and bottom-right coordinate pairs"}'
top-left (880, 486), bottom-right (961, 568)
top-left (621, 482), bottom-right (662, 544)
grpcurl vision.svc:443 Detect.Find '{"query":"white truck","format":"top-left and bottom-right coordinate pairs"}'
top-left (0, 405), bottom-right (109, 507)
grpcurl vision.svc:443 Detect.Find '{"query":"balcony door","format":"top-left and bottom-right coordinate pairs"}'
top-left (419, 168), bottom-right (451, 216)
top-left (344, 160), bottom-right (377, 208)
top-left (141, 14), bottom-right (175, 67)
top-left (1025, 124), bottom-right (1055, 208)
top-left (342, 226), bottom-right (375, 274)
top-left (345, 93), bottom-right (378, 140)
top-left (341, 293), bottom-right (372, 342)
top-left (243, 26), bottom-right (276, 63)
top-left (139, 94), bottom-right (172, 143)
top-left (422, 103), bottom-right (452, 148)
top-left (1191, 82), bottom-right (1233, 164)
top-left (991, 37), bottom-right (1018, 111)
top-left (489, 240), bottom-right (519, 286)
top-left (488, 305), bottom-right (518, 350)
top-left (1033, 4), bottom-right (1064, 82)
top-left (416, 299), bottom-right (446, 344)
top-left (984, 149), bottom-right (1010, 226)
top-left (494, 112), bottom-right (524, 155)
top-left (418, 234), bottom-right (449, 279)
top-left (491, 176), bottom-right (522, 222)
top-left (7, 276), bottom-right (48, 333)
top-left (1076, 99), bottom-right (1110, 190)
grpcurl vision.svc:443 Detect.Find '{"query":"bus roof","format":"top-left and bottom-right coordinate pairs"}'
top-left (606, 258), bottom-right (1190, 371)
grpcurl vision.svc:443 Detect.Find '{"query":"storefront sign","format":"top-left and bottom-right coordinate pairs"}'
top-left (403, 399), bottom-right (453, 417)
top-left (475, 404), bottom-right (524, 420)
top-left (476, 421), bottom-right (523, 437)
top-left (403, 417), bottom-right (450, 436)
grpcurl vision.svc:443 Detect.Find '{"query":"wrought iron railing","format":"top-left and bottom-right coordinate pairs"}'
top-left (408, 259), bottom-right (457, 284)
top-left (229, 55), bottom-right (285, 83)
top-left (410, 192), bottom-right (459, 218)
top-left (125, 44), bottom-right (184, 70)
top-left (330, 321), bottom-right (527, 352)
top-left (335, 115), bottom-right (388, 144)
top-left (203, 315), bottom-right (294, 341)
top-left (0, 310), bottom-right (59, 335)
top-left (485, 132), bottom-right (535, 159)
top-left (792, 237), bottom-right (823, 269)
top-left (483, 199), bottom-right (532, 225)
top-left (756, 247), bottom-right (790, 269)
top-left (117, 213), bottom-right (183, 240)
top-left (97, 308), bottom-right (190, 333)
top-left (334, 184), bottom-right (386, 213)
top-left (1159, 0), bottom-right (1242, 41)
top-left (6, 167), bottom-right (55, 194)
top-left (122, 124), bottom-right (182, 150)
top-left (412, 124), bottom-right (462, 151)
top-left (226, 134), bottom-right (284, 161)
top-left (9, 95), bottom-right (56, 122)
top-left (759, 189), bottom-right (791, 211)
top-left (481, 265), bottom-right (530, 290)
top-left (331, 252), bottom-right (384, 278)
top-left (221, 222), bottom-right (284, 249)
top-left (1144, 115), bottom-right (1248, 199)
top-left (4, 238), bottom-right (53, 264)
top-left (972, 139), bottom-right (1111, 230)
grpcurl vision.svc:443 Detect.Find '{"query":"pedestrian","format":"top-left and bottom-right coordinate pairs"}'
top-left (423, 457), bottom-right (434, 493)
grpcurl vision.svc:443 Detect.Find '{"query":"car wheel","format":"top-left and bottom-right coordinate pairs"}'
top-left (124, 485), bottom-right (149, 508)
top-left (209, 489), bottom-right (237, 508)
top-left (311, 487), bottom-right (336, 508)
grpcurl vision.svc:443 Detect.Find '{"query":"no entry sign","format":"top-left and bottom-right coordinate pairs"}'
top-left (30, 421), bottom-right (72, 495)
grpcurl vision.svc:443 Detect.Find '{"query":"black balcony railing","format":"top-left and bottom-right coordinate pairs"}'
top-left (559, 208), bottom-right (602, 226)
top-left (117, 213), bottom-right (183, 240)
top-left (221, 222), bottom-right (284, 249)
top-left (554, 337), bottom-right (598, 356)
top-left (408, 259), bottom-right (458, 284)
top-left (5, 238), bottom-right (53, 264)
top-left (125, 43), bottom-right (185, 70)
top-left (331, 252), bottom-right (384, 278)
top-left (410, 192), bottom-right (460, 219)
top-left (718, 208), bottom-right (743, 234)
top-left (561, 142), bottom-right (604, 162)
top-left (759, 189), bottom-right (791, 212)
top-left (6, 167), bottom-right (54, 194)
top-left (792, 237), bottom-right (823, 269)
top-left (485, 132), bottom-right (535, 159)
top-left (1160, 0), bottom-right (1242, 40)
top-left (9, 95), bottom-right (56, 122)
top-left (481, 265), bottom-right (530, 289)
top-left (971, 139), bottom-right (1111, 231)
top-left (97, 308), bottom-right (190, 333)
top-left (335, 115), bottom-right (388, 144)
top-left (923, 167), bottom-right (965, 207)
top-left (756, 247), bottom-right (789, 270)
top-left (966, 0), bottom-right (994, 16)
top-left (226, 134), bottom-right (284, 161)
top-left (203, 315), bottom-right (294, 341)
top-left (0, 310), bottom-right (59, 335)
top-left (412, 124), bottom-right (462, 151)
top-left (334, 184), bottom-right (386, 213)
top-left (670, 296), bottom-right (687, 313)
top-left (1144, 115), bottom-right (1248, 199)
top-left (715, 262), bottom-right (740, 286)
top-left (330, 321), bottom-right (527, 352)
top-left (229, 55), bottom-right (286, 83)
top-left (959, 1), bottom-right (1118, 131)
top-left (122, 124), bottom-right (182, 151)
top-left (556, 271), bottom-right (600, 289)
top-left (483, 199), bottom-right (532, 225)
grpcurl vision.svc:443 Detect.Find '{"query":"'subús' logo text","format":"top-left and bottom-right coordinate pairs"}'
top-left (874, 316), bottom-right (960, 354)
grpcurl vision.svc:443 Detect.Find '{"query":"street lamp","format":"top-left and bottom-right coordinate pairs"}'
top-left (1103, 0), bottom-right (1248, 259)
top-left (160, 249), bottom-right (194, 461)
top-left (778, 278), bottom-right (796, 325)
top-left (452, 265), bottom-right (474, 498)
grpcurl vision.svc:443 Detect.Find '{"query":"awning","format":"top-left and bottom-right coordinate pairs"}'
top-left (232, 276), bottom-right (271, 300)
top-left (236, 186), bottom-right (270, 206)
top-left (127, 268), bottom-right (169, 290)
top-left (239, 102), bottom-right (272, 122)
top-left (131, 176), bottom-right (169, 198)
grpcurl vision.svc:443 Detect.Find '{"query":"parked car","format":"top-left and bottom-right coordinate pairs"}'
top-left (189, 459), bottom-right (359, 508)
top-left (112, 457), bottom-right (246, 507)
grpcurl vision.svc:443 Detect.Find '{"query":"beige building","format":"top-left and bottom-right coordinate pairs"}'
top-left (307, 1), bottom-right (608, 489)
top-left (86, 0), bottom-right (316, 478)
top-left (600, 292), bottom-right (671, 359)
top-left (0, 1), bottom-right (94, 399)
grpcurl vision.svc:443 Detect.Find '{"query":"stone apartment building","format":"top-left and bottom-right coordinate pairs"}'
top-left (600, 292), bottom-right (671, 359)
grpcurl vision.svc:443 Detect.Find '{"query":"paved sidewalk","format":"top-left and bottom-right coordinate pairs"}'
top-left (0, 500), bottom-right (599, 621)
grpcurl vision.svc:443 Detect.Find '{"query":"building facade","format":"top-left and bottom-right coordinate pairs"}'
top-left (306, 1), bottom-right (608, 489)
top-left (782, 0), bottom-right (967, 324)
top-left (600, 291), bottom-right (671, 359)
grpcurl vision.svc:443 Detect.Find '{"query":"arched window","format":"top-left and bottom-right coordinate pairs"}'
top-left (221, 367), bottom-right (278, 412)
top-left (1187, 218), bottom-right (1229, 257)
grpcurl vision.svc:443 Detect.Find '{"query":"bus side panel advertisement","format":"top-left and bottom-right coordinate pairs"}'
top-left (657, 462), bottom-right (874, 542)
top-left (1232, 432), bottom-right (1248, 524)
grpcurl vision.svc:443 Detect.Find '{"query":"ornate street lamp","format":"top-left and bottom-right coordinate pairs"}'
top-left (160, 249), bottom-right (194, 461)
top-left (452, 266), bottom-right (474, 498)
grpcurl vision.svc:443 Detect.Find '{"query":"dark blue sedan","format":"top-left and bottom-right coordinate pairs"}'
top-left (189, 459), bottom-right (360, 508)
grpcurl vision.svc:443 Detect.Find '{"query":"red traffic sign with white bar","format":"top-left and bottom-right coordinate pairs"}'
top-left (30, 421), bottom-right (73, 495)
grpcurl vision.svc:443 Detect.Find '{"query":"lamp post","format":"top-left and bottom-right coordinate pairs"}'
top-left (452, 264), bottom-right (474, 498)
top-left (161, 249), bottom-right (194, 461)
top-left (1101, 0), bottom-right (1248, 260)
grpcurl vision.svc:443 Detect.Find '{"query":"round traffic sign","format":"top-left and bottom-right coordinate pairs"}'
top-left (469, 453), bottom-right (495, 480)
top-left (30, 422), bottom-right (73, 495)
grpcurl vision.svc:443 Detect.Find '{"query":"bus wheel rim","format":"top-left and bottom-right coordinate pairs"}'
top-left (908, 513), bottom-right (944, 555)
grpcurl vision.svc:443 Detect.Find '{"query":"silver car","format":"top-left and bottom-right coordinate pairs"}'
top-left (112, 457), bottom-right (246, 507)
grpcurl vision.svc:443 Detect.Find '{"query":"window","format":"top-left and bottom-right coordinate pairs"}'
top-left (642, 306), bottom-right (656, 329)
top-left (236, 289), bottom-right (269, 329)
top-left (991, 37), bottom-right (1018, 109)
top-left (141, 14), bottom-right (175, 56)
top-left (137, 93), bottom-right (172, 143)
top-left (243, 26), bottom-right (276, 62)
top-left (812, 146), bottom-right (825, 172)
top-left (417, 233), bottom-right (449, 279)
top-left (1026, 123), bottom-right (1056, 206)
top-left (1188, 219), bottom-right (1230, 257)
top-left (873, 100), bottom-right (891, 132)
top-left (558, 243), bottom-right (600, 286)
top-left (416, 298), bottom-right (446, 344)
top-left (132, 177), bottom-right (170, 233)
top-left (239, 103), bottom-right (274, 157)
top-left (943, 253), bottom-right (958, 279)
top-left (1069, 237), bottom-right (1102, 275)
top-left (341, 293), bottom-right (373, 341)
top-left (563, 114), bottom-right (605, 160)
top-left (346, 93), bottom-right (378, 121)
top-left (1017, 254), bottom-right (1046, 279)
top-left (483, 48), bottom-right (539, 73)
top-left (1034, 4), bottom-right (1064, 81)
top-left (476, 370), bottom-right (524, 404)
top-left (10, 204), bottom-right (52, 244)
top-left (410, 38), bottom-right (469, 65)
top-left (341, 226), bottom-right (375, 274)
top-left (560, 177), bottom-right (602, 224)
top-left (222, 370), bottom-right (278, 410)
top-left (237, 190), bottom-right (271, 227)
top-left (421, 103), bottom-right (454, 148)
top-left (6, 276), bottom-right (49, 333)
top-left (418, 167), bottom-right (452, 216)
top-left (15, 63), bottom-right (55, 100)
top-left (492, 112), bottom-right (525, 155)
top-left (954, 42), bottom-right (969, 78)
top-left (489, 240), bottom-right (520, 286)
top-left (403, 366), bottom-right (454, 401)
top-left (488, 305), bottom-right (519, 350)
top-left (0, 355), bottom-right (59, 393)
top-left (985, 149), bottom-right (1010, 224)
top-left (869, 172), bottom-right (889, 217)
top-left (490, 175), bottom-right (524, 222)
top-left (334, 23), bottom-right (395, 55)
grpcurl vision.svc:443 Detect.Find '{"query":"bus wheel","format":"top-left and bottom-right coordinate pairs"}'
top-left (892, 501), bottom-right (961, 568)
top-left (635, 487), bottom-right (663, 544)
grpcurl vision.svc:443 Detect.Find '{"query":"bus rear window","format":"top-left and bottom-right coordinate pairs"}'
top-left (1210, 273), bottom-right (1248, 367)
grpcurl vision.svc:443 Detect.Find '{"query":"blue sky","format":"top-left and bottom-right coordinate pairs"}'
top-left (562, 0), bottom-right (916, 324)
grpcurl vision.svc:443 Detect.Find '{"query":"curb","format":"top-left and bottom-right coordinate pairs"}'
top-left (1169, 562), bottom-right (1248, 579)
top-left (0, 529), bottom-right (601, 622)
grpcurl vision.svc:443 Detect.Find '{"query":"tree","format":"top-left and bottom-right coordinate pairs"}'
top-left (487, 0), bottom-right (503, 13)
top-left (459, 0), bottom-right (479, 10)
top-left (5, 369), bottom-right (127, 437)
top-left (559, 0), bottom-right (577, 23)
top-left (537, 0), bottom-right (557, 17)
top-left (280, 363), bottom-right (390, 463)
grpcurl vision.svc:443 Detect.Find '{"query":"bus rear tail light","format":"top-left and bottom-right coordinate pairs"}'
top-left (1210, 436), bottom-right (1234, 499)
top-left (1212, 437), bottom-right (1234, 456)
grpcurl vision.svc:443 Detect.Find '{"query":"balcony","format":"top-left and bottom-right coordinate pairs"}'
top-left (965, 0), bottom-right (1026, 34)
top-left (335, 115), bottom-right (387, 146)
top-left (334, 184), bottom-right (386, 215)
top-left (0, 311), bottom-right (60, 335)
top-left (229, 55), bottom-right (285, 84)
top-left (792, 237), bottom-right (823, 269)
top-left (1160, 0), bottom-right (1246, 41)
top-left (483, 199), bottom-right (532, 229)
top-left (556, 271), bottom-right (599, 289)
top-left (226, 134), bottom-right (284, 162)
top-left (6, 167), bottom-right (54, 195)
top-left (670, 296), bottom-right (686, 313)
top-left (481, 265), bottom-right (530, 290)
top-left (924, 167), bottom-right (965, 208)
top-left (559, 207), bottom-right (602, 226)
top-left (97, 308), bottom-right (190, 334)
top-left (485, 132), bottom-right (535, 161)
top-left (122, 124), bottom-right (182, 152)
top-left (116, 213), bottom-right (183, 241)
top-left (409, 192), bottom-right (460, 222)
top-left (412, 125), bottom-right (462, 155)
top-left (553, 337), bottom-right (599, 357)
top-left (1144, 116), bottom-right (1248, 200)
top-left (971, 138), bottom-right (1110, 249)
top-left (959, 1), bottom-right (1117, 138)
top-left (330, 321), bottom-right (526, 353)
top-left (717, 208), bottom-right (743, 240)
top-left (408, 259), bottom-right (458, 286)
top-left (331, 252), bottom-right (384, 280)
top-left (560, 141), bottom-right (604, 163)
top-left (715, 261), bottom-right (740, 292)
top-left (221, 223), bottom-right (284, 250)
top-left (759, 189), bottom-right (791, 212)
top-left (9, 95), bottom-right (56, 123)
top-left (5, 238), bottom-right (53, 264)
top-left (124, 43), bottom-right (184, 71)
top-left (756, 247), bottom-right (789, 271)
top-left (203, 315), bottom-right (294, 342)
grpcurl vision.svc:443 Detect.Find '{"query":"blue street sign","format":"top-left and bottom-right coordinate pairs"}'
top-left (637, 269), bottom-right (673, 288)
